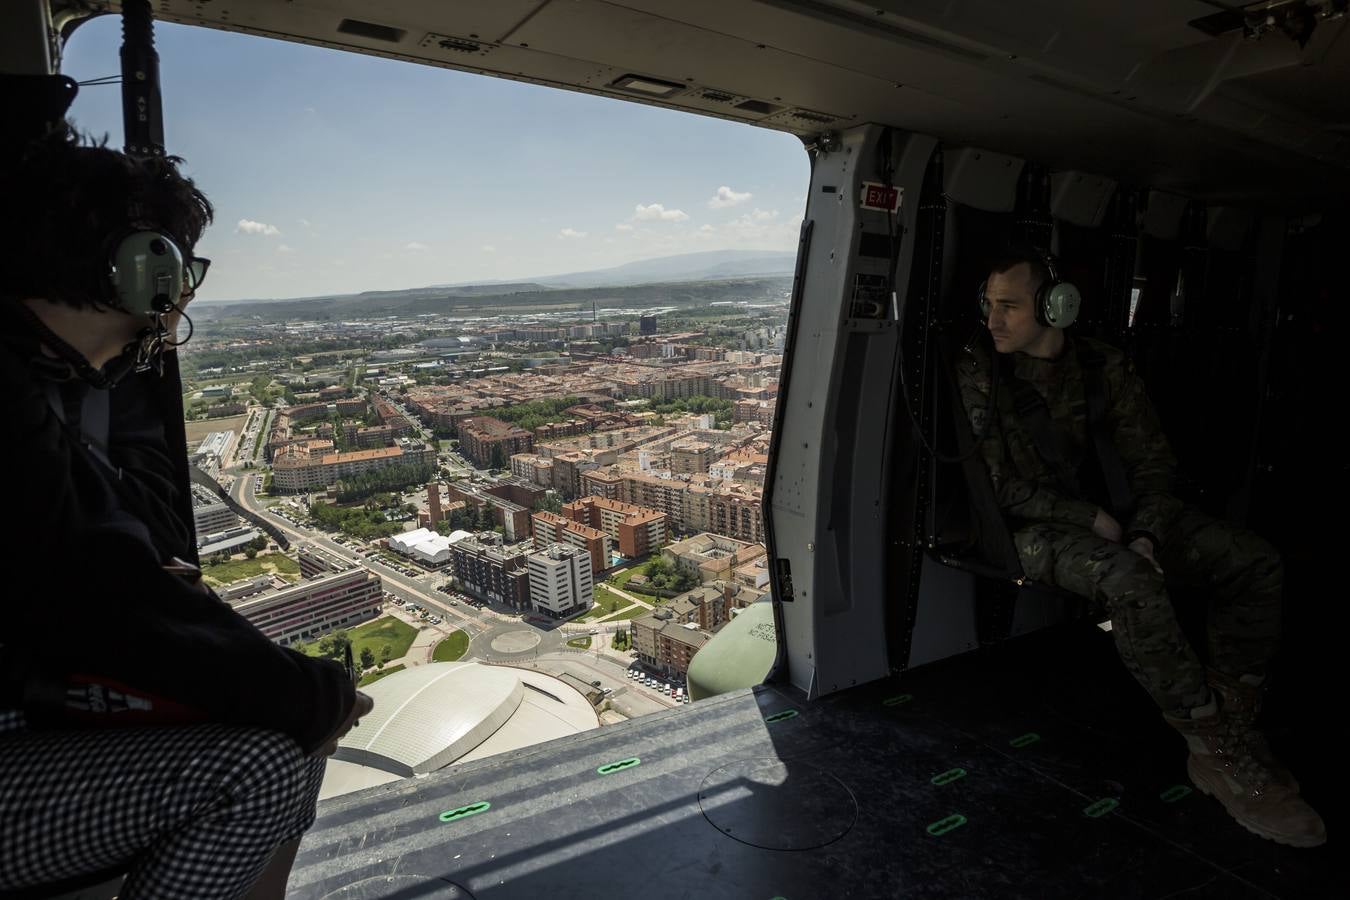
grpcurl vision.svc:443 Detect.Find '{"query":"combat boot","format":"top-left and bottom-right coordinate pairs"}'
top-left (1206, 667), bottom-right (1298, 792)
top-left (1165, 700), bottom-right (1326, 848)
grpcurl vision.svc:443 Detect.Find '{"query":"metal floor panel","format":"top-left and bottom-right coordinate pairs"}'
top-left (291, 625), bottom-right (1341, 899)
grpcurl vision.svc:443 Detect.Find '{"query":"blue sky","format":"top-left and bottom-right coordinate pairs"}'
top-left (61, 17), bottom-right (807, 303)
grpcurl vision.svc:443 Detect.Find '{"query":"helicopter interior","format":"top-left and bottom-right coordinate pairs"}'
top-left (3, 1), bottom-right (1348, 897)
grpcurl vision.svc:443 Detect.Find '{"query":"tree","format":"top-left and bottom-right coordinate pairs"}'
top-left (249, 535), bottom-right (268, 552)
top-left (244, 547), bottom-right (258, 559)
top-left (360, 646), bottom-right (376, 671)
top-left (380, 645), bottom-right (393, 668)
top-left (321, 630), bottom-right (351, 661)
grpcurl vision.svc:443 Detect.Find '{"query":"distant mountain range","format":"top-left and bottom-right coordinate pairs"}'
top-left (527, 249), bottom-right (797, 288)
top-left (203, 249), bottom-right (797, 307)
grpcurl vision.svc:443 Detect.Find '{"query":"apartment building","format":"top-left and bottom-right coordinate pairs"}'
top-left (563, 496), bottom-right (667, 559)
top-left (630, 607), bottom-right (711, 679)
top-left (531, 511), bottom-right (609, 575)
top-left (459, 416), bottom-right (535, 468)
top-left (527, 544), bottom-right (594, 617)
top-left (449, 536), bottom-right (532, 610)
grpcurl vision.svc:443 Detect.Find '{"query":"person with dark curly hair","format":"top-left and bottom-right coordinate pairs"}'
top-left (0, 124), bottom-right (373, 899)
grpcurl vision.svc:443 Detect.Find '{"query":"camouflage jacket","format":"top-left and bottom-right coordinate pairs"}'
top-left (955, 335), bottom-right (1182, 545)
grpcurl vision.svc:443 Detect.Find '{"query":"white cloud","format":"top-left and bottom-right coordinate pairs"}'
top-left (404, 241), bottom-right (429, 251)
top-left (708, 186), bottom-right (752, 208)
top-left (481, 245), bottom-right (496, 253)
top-left (691, 208), bottom-right (800, 249)
top-left (299, 218), bottom-right (312, 228)
top-left (633, 203), bottom-right (689, 222)
top-left (236, 219), bottom-right (280, 236)
top-left (558, 228), bottom-right (587, 239)
top-left (615, 222), bottom-right (634, 232)
top-left (277, 244), bottom-right (296, 254)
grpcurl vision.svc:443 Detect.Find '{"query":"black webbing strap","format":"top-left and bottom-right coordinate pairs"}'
top-left (935, 338), bottom-right (1025, 580)
top-left (1077, 344), bottom-right (1135, 521)
top-left (996, 343), bottom-right (1136, 520)
top-left (997, 353), bottom-right (1081, 498)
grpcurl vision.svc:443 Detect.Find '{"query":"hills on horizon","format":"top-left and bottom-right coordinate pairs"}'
top-left (201, 249), bottom-right (797, 307)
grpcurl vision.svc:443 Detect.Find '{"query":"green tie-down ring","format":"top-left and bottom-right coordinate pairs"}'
top-left (597, 757), bottom-right (642, 775)
top-left (439, 801), bottom-right (491, 823)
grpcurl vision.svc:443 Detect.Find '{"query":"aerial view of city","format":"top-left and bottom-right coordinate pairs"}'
top-left (180, 262), bottom-right (791, 797)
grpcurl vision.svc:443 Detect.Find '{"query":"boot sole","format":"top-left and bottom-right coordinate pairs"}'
top-left (1188, 757), bottom-right (1326, 848)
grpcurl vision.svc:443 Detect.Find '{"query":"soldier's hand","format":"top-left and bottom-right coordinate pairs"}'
top-left (1128, 537), bottom-right (1163, 574)
top-left (1092, 508), bottom-right (1123, 543)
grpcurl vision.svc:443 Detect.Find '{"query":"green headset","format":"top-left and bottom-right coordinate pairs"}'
top-left (977, 248), bottom-right (1082, 329)
top-left (108, 225), bottom-right (186, 317)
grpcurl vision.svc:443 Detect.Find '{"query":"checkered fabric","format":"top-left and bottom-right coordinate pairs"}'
top-left (0, 714), bottom-right (327, 898)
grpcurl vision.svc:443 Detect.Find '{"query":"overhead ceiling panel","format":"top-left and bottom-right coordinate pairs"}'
top-left (60, 0), bottom-right (1350, 209)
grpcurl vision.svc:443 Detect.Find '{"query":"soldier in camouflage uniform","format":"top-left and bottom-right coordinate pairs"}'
top-left (956, 246), bottom-right (1325, 847)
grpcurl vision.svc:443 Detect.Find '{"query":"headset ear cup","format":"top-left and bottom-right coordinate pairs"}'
top-left (1043, 282), bottom-right (1082, 328)
top-left (977, 279), bottom-right (990, 319)
top-left (110, 230), bottom-right (184, 316)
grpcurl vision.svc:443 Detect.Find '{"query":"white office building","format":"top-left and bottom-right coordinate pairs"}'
top-left (527, 544), bottom-right (593, 617)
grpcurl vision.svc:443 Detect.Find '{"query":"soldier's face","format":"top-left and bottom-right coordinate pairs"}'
top-left (984, 263), bottom-right (1047, 354)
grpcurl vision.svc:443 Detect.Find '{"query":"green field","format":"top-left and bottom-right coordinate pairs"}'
top-left (596, 604), bottom-right (650, 623)
top-left (359, 664), bottom-right (405, 687)
top-left (607, 560), bottom-right (653, 590)
top-left (576, 585), bottom-right (638, 622)
top-left (297, 616), bottom-right (418, 667)
top-left (433, 631), bottom-right (469, 662)
top-left (201, 553), bottom-right (300, 587)
top-left (566, 635), bottom-right (593, 649)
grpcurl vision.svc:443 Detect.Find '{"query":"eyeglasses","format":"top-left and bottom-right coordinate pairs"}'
top-left (185, 256), bottom-right (211, 293)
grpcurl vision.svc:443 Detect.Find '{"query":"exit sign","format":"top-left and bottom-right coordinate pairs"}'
top-left (860, 182), bottom-right (901, 212)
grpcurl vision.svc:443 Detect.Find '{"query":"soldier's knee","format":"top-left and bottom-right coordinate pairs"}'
top-left (1096, 553), bottom-right (1167, 610)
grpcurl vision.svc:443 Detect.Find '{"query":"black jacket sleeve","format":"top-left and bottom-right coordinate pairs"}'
top-left (2, 348), bottom-right (354, 753)
top-left (16, 527), bottom-right (355, 753)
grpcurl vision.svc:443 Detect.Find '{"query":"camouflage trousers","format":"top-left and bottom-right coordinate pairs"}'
top-left (1014, 505), bottom-right (1283, 712)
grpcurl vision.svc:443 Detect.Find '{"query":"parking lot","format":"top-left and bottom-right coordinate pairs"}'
top-left (623, 665), bottom-right (688, 704)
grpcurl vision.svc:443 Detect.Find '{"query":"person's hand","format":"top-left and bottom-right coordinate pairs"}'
top-left (1129, 536), bottom-right (1164, 574)
top-left (311, 691), bottom-right (374, 759)
top-left (1092, 508), bottom-right (1123, 543)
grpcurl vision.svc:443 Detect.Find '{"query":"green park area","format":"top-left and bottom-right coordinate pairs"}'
top-left (297, 616), bottom-right (418, 673)
top-left (607, 560), bottom-right (651, 590)
top-left (201, 553), bottom-right (299, 587)
top-left (607, 556), bottom-right (697, 598)
top-left (566, 635), bottom-right (593, 650)
top-left (577, 584), bottom-right (635, 622)
top-left (596, 604), bottom-right (650, 623)
top-left (433, 631), bottom-right (470, 662)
